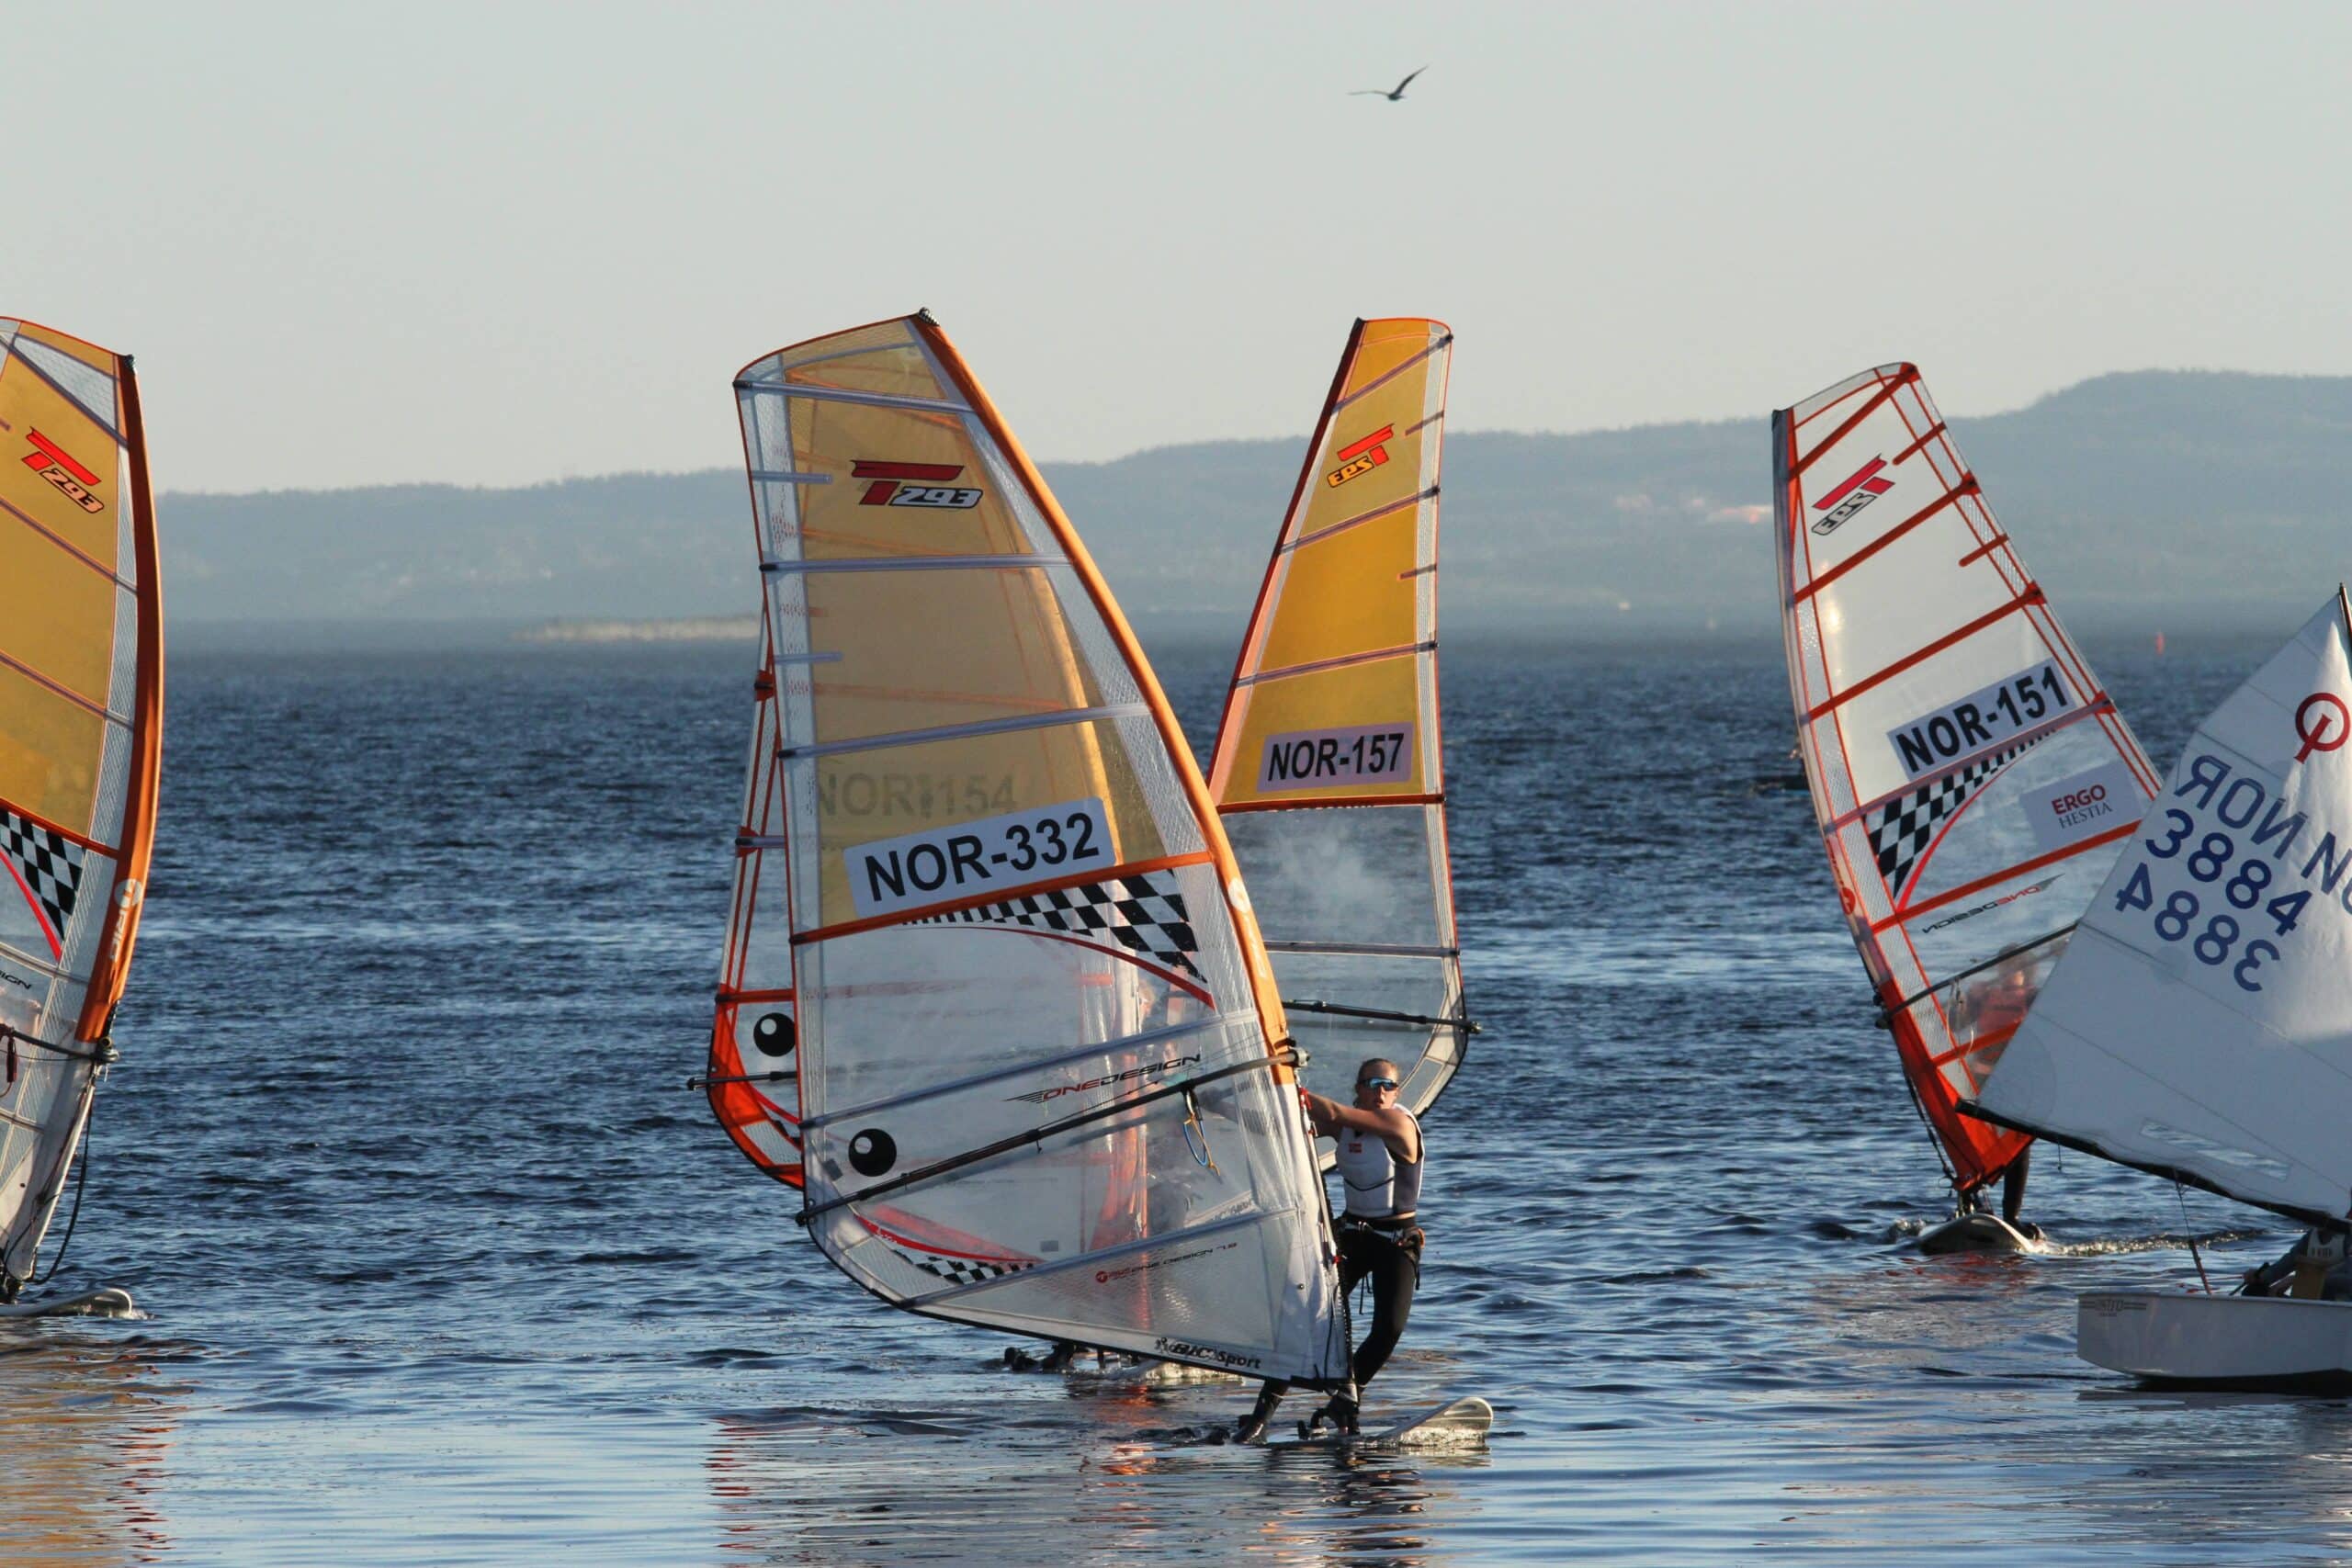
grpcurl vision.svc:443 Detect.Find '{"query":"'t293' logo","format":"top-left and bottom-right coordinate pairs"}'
top-left (20, 430), bottom-right (103, 514)
top-left (1810, 457), bottom-right (1891, 536)
top-left (1324, 425), bottom-right (1394, 488)
top-left (852, 460), bottom-right (982, 510)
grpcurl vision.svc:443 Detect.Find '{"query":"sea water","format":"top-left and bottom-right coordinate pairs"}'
top-left (5, 631), bottom-right (2337, 1565)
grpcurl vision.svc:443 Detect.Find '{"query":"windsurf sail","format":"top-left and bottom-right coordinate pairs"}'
top-left (1206, 318), bottom-right (1465, 1133)
top-left (1969, 592), bottom-right (2352, 1226)
top-left (1774, 364), bottom-right (2157, 1197)
top-left (0, 321), bottom-right (163, 1298)
top-left (712, 313), bottom-right (1349, 1384)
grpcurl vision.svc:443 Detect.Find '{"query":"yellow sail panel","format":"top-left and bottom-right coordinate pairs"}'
top-left (0, 671), bottom-right (104, 831)
top-left (720, 313), bottom-right (1347, 1384)
top-left (1206, 318), bottom-right (1467, 1145)
top-left (786, 391), bottom-right (1030, 562)
top-left (1213, 318), bottom-right (1449, 811)
top-left (0, 318), bottom-right (163, 1296)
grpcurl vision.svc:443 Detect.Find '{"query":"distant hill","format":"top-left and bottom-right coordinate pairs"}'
top-left (160, 370), bottom-right (2352, 640)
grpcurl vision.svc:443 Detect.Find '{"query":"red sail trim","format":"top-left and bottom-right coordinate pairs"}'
top-left (1956, 532), bottom-right (2011, 569)
top-left (1804, 587), bottom-right (2048, 722)
top-left (1929, 1021), bottom-right (2022, 1068)
top-left (1219, 791), bottom-right (1443, 815)
top-left (1871, 822), bottom-right (2139, 933)
top-left (949, 921), bottom-right (1214, 1006)
top-left (1791, 367), bottom-right (1917, 475)
top-left (1890, 420), bottom-right (1949, 467)
top-left (1791, 479), bottom-right (1980, 604)
top-left (716, 987), bottom-right (795, 1005)
top-left (0, 853), bottom-right (63, 958)
top-left (792, 851), bottom-right (1216, 948)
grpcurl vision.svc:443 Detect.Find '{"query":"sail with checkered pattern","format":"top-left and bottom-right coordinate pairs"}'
top-left (0, 320), bottom-right (164, 1297)
top-left (708, 313), bottom-right (1349, 1386)
top-left (1207, 319), bottom-right (1465, 1157)
top-left (1774, 364), bottom-right (2158, 1196)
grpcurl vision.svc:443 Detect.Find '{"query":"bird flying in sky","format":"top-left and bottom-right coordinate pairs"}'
top-left (1351, 66), bottom-right (1427, 102)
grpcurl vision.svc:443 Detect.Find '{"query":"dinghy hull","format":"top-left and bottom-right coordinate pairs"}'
top-left (2080, 1291), bottom-right (2352, 1386)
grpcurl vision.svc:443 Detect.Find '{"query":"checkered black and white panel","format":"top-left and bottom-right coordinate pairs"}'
top-left (0, 809), bottom-right (83, 952)
top-left (913, 872), bottom-right (1204, 981)
top-left (894, 1248), bottom-right (1034, 1288)
top-left (1868, 742), bottom-right (2033, 900)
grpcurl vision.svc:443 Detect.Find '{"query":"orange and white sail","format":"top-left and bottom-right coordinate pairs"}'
top-left (1206, 319), bottom-right (1465, 1131)
top-left (0, 320), bottom-right (163, 1297)
top-left (709, 313), bottom-right (1348, 1384)
top-left (1774, 364), bottom-right (2157, 1197)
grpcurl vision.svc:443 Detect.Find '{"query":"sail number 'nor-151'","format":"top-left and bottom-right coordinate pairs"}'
top-left (846, 797), bottom-right (1111, 917)
top-left (1888, 660), bottom-right (2072, 780)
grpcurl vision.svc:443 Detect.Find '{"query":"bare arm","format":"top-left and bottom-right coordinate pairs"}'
top-left (1302, 1092), bottom-right (1420, 1162)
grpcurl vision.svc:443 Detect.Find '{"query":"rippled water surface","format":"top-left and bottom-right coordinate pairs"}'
top-left (13, 629), bottom-right (2349, 1565)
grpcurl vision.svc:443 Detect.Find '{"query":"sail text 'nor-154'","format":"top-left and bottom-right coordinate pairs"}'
top-left (707, 313), bottom-right (1349, 1385)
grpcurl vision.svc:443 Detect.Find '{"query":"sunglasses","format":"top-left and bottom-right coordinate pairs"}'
top-left (1357, 1077), bottom-right (1399, 1091)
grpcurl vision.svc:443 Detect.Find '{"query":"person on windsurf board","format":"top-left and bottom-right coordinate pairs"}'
top-left (1238, 1057), bottom-right (1427, 1441)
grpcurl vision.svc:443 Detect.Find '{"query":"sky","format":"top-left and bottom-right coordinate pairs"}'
top-left (13, 1), bottom-right (2352, 492)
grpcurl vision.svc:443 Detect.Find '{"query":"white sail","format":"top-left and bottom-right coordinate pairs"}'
top-left (1969, 592), bottom-right (2352, 1225)
top-left (722, 314), bottom-right (1349, 1384)
top-left (1776, 363), bottom-right (2160, 1194)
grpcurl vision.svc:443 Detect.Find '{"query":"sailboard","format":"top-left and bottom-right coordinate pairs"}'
top-left (1206, 319), bottom-right (1466, 1134)
top-left (709, 313), bottom-right (1350, 1386)
top-left (1967, 592), bottom-right (2352, 1381)
top-left (1774, 364), bottom-right (2159, 1209)
top-left (0, 320), bottom-right (163, 1303)
top-left (1265, 1393), bottom-right (1492, 1450)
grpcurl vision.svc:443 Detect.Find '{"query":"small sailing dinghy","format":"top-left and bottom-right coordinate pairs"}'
top-left (0, 321), bottom-right (163, 1316)
top-left (1967, 592), bottom-right (2352, 1384)
top-left (706, 313), bottom-right (1351, 1387)
top-left (1773, 365), bottom-right (2160, 1251)
top-left (1206, 318), bottom-right (1469, 1141)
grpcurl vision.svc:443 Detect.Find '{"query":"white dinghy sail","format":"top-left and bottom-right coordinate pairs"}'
top-left (1966, 593), bottom-right (2352, 1381)
top-left (1206, 319), bottom-right (1467, 1134)
top-left (0, 320), bottom-right (163, 1304)
top-left (1775, 364), bottom-right (2159, 1206)
top-left (1969, 592), bottom-right (2352, 1225)
top-left (716, 313), bottom-right (1350, 1385)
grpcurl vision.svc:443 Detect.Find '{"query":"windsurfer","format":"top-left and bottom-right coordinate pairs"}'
top-left (1236, 1057), bottom-right (1427, 1441)
top-left (2241, 1228), bottom-right (2352, 1301)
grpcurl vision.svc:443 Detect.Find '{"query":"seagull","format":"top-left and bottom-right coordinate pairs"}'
top-left (1351, 66), bottom-right (1427, 101)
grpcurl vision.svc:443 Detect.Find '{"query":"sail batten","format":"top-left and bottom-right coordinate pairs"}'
top-left (1776, 363), bottom-right (2157, 1195)
top-left (1206, 318), bottom-right (1465, 1138)
top-left (708, 314), bottom-right (1346, 1383)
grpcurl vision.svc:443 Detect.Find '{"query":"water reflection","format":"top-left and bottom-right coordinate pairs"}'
top-left (702, 1396), bottom-right (1485, 1565)
top-left (0, 1328), bottom-right (179, 1564)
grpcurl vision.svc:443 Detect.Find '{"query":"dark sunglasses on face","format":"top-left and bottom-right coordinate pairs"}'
top-left (1358, 1077), bottom-right (1399, 1091)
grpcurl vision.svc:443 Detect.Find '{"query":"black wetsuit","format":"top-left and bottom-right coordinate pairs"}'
top-left (1339, 1215), bottom-right (1422, 1387)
